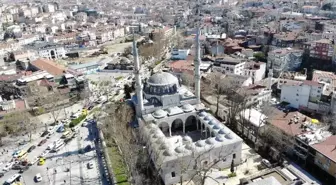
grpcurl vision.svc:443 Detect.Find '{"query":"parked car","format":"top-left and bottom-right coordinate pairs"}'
top-left (12, 164), bottom-right (21, 170)
top-left (84, 144), bottom-right (92, 152)
top-left (29, 157), bottom-right (39, 166)
top-left (39, 150), bottom-right (49, 158)
top-left (3, 162), bottom-right (14, 171)
top-left (18, 140), bottom-right (28, 146)
top-left (87, 105), bottom-right (94, 110)
top-left (35, 173), bottom-right (42, 182)
top-left (19, 166), bottom-right (29, 173)
top-left (38, 139), bottom-right (47, 146)
top-left (41, 131), bottom-right (49, 137)
top-left (27, 145), bottom-right (36, 153)
top-left (261, 159), bottom-right (272, 168)
top-left (0, 172), bottom-right (4, 178)
top-left (87, 162), bottom-right (94, 169)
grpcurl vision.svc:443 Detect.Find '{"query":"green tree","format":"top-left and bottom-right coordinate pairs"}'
top-left (253, 52), bottom-right (267, 62)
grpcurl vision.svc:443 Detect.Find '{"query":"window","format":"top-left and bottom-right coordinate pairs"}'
top-left (233, 153), bottom-right (236, 159)
top-left (317, 90), bottom-right (321, 93)
top-left (171, 172), bottom-right (176, 177)
top-left (296, 94), bottom-right (299, 96)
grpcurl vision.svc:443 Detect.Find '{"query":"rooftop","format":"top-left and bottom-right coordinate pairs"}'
top-left (311, 135), bottom-right (336, 163)
top-left (30, 58), bottom-right (65, 76)
top-left (266, 111), bottom-right (316, 137)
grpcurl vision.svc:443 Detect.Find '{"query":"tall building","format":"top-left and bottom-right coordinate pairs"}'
top-left (133, 31), bottom-right (243, 184)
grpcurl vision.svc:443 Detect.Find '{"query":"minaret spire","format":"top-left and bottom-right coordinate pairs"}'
top-left (133, 34), bottom-right (144, 116)
top-left (194, 2), bottom-right (201, 104)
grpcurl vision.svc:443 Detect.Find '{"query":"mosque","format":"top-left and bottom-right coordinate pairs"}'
top-left (132, 31), bottom-right (243, 185)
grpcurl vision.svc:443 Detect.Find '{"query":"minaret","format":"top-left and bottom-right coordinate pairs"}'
top-left (195, 27), bottom-right (201, 104)
top-left (268, 69), bottom-right (273, 90)
top-left (194, 1), bottom-right (201, 104)
top-left (133, 36), bottom-right (144, 116)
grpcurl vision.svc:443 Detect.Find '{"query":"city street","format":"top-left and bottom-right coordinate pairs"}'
top-left (0, 114), bottom-right (108, 185)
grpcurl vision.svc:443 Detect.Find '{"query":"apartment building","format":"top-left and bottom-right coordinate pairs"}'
top-left (267, 48), bottom-right (303, 77)
top-left (243, 61), bottom-right (266, 83)
top-left (212, 56), bottom-right (245, 75)
top-left (280, 80), bottom-right (327, 113)
top-left (309, 39), bottom-right (334, 61)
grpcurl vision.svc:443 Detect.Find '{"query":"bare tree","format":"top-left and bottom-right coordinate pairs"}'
top-left (100, 103), bottom-right (160, 185)
top-left (180, 72), bottom-right (194, 90)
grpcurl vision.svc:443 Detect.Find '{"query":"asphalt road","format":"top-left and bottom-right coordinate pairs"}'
top-left (0, 117), bottom-right (108, 185)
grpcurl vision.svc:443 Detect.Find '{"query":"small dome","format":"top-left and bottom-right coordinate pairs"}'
top-left (206, 138), bottom-right (216, 145)
top-left (159, 143), bottom-right (169, 150)
top-left (204, 116), bottom-right (212, 121)
top-left (147, 123), bottom-right (156, 129)
top-left (152, 109), bottom-right (167, 119)
top-left (175, 146), bottom-right (186, 153)
top-left (213, 124), bottom-right (221, 130)
top-left (215, 135), bottom-right (225, 142)
top-left (185, 143), bottom-right (195, 150)
top-left (218, 129), bottom-right (230, 135)
top-left (181, 104), bottom-right (194, 112)
top-left (163, 149), bottom-right (174, 156)
top-left (150, 128), bottom-right (157, 135)
top-left (208, 120), bottom-right (217, 125)
top-left (196, 140), bottom-right (206, 147)
top-left (182, 136), bottom-right (193, 143)
top-left (153, 131), bottom-right (164, 139)
top-left (199, 111), bottom-right (207, 117)
top-left (225, 133), bottom-right (234, 139)
top-left (147, 72), bottom-right (179, 86)
top-left (156, 137), bottom-right (164, 144)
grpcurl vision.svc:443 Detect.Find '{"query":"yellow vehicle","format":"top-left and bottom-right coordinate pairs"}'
top-left (61, 130), bottom-right (71, 138)
top-left (38, 158), bottom-right (45, 166)
top-left (82, 109), bottom-right (88, 116)
top-left (17, 151), bottom-right (27, 159)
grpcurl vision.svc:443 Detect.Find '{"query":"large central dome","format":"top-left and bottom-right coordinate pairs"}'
top-left (147, 72), bottom-right (179, 86)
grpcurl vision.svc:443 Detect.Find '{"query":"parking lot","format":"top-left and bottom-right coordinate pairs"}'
top-left (0, 118), bottom-right (102, 185)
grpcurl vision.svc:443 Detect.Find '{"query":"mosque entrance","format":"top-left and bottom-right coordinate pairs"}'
top-left (158, 122), bottom-right (169, 136)
top-left (185, 115), bottom-right (197, 132)
top-left (171, 119), bottom-right (183, 133)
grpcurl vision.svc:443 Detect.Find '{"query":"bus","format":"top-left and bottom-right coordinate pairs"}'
top-left (4, 174), bottom-right (21, 185)
top-left (17, 151), bottom-right (27, 159)
top-left (61, 131), bottom-right (71, 138)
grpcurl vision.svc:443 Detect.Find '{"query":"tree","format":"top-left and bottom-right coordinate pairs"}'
top-left (123, 46), bottom-right (132, 57)
top-left (180, 72), bottom-right (194, 90)
top-left (101, 103), bottom-right (160, 185)
top-left (253, 52), bottom-right (267, 62)
top-left (124, 84), bottom-right (132, 99)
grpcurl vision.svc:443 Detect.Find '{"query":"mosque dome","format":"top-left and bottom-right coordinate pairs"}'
top-left (152, 109), bottom-right (167, 119)
top-left (205, 138), bottom-right (216, 145)
top-left (208, 120), bottom-right (217, 125)
top-left (175, 146), bottom-right (186, 154)
top-left (225, 133), bottom-right (234, 140)
top-left (199, 111), bottom-right (207, 117)
top-left (182, 136), bottom-right (193, 144)
top-left (159, 143), bottom-right (169, 150)
top-left (213, 124), bottom-right (221, 130)
top-left (185, 143), bottom-right (195, 150)
top-left (196, 140), bottom-right (206, 147)
top-left (181, 104), bottom-right (194, 112)
top-left (215, 135), bottom-right (225, 142)
top-left (144, 72), bottom-right (180, 96)
top-left (147, 72), bottom-right (179, 86)
top-left (204, 116), bottom-right (212, 121)
top-left (218, 128), bottom-right (230, 135)
top-left (163, 149), bottom-right (174, 156)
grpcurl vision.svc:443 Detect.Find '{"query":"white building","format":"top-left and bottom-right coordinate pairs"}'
top-left (267, 48), bottom-right (303, 77)
top-left (212, 57), bottom-right (246, 75)
top-left (25, 41), bottom-right (66, 60)
top-left (280, 80), bottom-right (326, 113)
top-left (171, 49), bottom-right (190, 60)
top-left (236, 108), bottom-right (266, 143)
top-left (243, 61), bottom-right (266, 83)
top-left (133, 32), bottom-right (243, 185)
